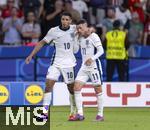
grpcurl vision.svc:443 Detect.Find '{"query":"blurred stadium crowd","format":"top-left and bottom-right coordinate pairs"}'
top-left (0, 0), bottom-right (149, 48)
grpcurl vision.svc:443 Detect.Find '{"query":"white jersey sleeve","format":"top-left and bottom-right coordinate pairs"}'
top-left (43, 28), bottom-right (55, 43)
top-left (90, 33), bottom-right (104, 60)
top-left (91, 33), bottom-right (102, 47)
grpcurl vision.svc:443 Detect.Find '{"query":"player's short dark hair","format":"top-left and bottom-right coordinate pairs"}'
top-left (61, 12), bottom-right (72, 19)
top-left (76, 19), bottom-right (87, 25)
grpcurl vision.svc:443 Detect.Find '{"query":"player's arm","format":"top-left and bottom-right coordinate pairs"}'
top-left (91, 33), bottom-right (104, 60)
top-left (25, 28), bottom-right (55, 64)
top-left (25, 40), bottom-right (46, 64)
top-left (91, 45), bottom-right (104, 61)
top-left (85, 34), bottom-right (104, 66)
top-left (85, 45), bottom-right (104, 66)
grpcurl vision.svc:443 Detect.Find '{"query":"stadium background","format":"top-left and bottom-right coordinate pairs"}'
top-left (0, 1), bottom-right (150, 130)
top-left (0, 45), bottom-right (150, 106)
top-left (0, 45), bottom-right (150, 82)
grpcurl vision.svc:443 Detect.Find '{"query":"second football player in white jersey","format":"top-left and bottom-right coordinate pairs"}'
top-left (71, 20), bottom-right (104, 121)
top-left (25, 12), bottom-right (79, 121)
top-left (43, 24), bottom-right (77, 68)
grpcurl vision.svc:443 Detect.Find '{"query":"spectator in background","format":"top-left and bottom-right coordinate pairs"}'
top-left (42, 0), bottom-right (55, 16)
top-left (38, 0), bottom-right (44, 18)
top-left (127, 12), bottom-right (144, 56)
top-left (22, 0), bottom-right (41, 17)
top-left (64, 0), bottom-right (81, 24)
top-left (128, 0), bottom-right (145, 23)
top-left (146, 0), bottom-right (150, 12)
top-left (41, 0), bottom-right (64, 37)
top-left (0, 8), bottom-right (3, 44)
top-left (143, 16), bottom-right (150, 46)
top-left (72, 0), bottom-right (89, 21)
top-left (115, 3), bottom-right (132, 26)
top-left (143, 0), bottom-right (150, 46)
top-left (101, 7), bottom-right (117, 41)
top-left (0, 0), bottom-right (7, 9)
top-left (128, 12), bottom-right (143, 45)
top-left (89, 0), bottom-right (106, 25)
top-left (2, 7), bottom-right (22, 45)
top-left (107, 0), bottom-right (124, 7)
top-left (2, 0), bottom-right (23, 19)
top-left (104, 20), bottom-right (128, 81)
top-left (22, 11), bottom-right (41, 46)
top-left (145, 0), bottom-right (150, 22)
top-left (9, 0), bottom-right (22, 9)
top-left (40, 0), bottom-right (55, 37)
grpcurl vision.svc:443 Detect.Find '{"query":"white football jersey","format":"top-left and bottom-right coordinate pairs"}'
top-left (43, 25), bottom-right (77, 68)
top-left (78, 33), bottom-right (103, 73)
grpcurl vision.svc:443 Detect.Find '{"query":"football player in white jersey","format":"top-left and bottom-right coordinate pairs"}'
top-left (71, 20), bottom-right (104, 121)
top-left (25, 12), bottom-right (79, 121)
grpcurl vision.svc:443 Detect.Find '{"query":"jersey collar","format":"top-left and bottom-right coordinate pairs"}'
top-left (59, 25), bottom-right (70, 31)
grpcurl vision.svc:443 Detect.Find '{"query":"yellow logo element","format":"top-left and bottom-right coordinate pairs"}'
top-left (25, 85), bottom-right (43, 104)
top-left (0, 84), bottom-right (9, 104)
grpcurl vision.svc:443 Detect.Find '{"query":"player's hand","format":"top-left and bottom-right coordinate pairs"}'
top-left (25, 55), bottom-right (33, 64)
top-left (84, 58), bottom-right (93, 66)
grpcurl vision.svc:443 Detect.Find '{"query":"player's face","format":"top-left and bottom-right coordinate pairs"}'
top-left (77, 23), bottom-right (88, 37)
top-left (61, 16), bottom-right (72, 28)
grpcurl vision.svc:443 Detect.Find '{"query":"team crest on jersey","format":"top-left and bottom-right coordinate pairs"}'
top-left (70, 33), bottom-right (75, 38)
top-left (86, 40), bottom-right (90, 47)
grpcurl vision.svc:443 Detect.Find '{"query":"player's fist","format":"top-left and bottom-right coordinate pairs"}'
top-left (25, 55), bottom-right (32, 64)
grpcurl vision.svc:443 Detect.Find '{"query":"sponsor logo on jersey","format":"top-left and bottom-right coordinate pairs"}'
top-left (25, 85), bottom-right (43, 104)
top-left (0, 84), bottom-right (9, 104)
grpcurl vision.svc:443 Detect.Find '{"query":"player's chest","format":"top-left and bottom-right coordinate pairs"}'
top-left (79, 38), bottom-right (92, 49)
top-left (54, 31), bottom-right (75, 42)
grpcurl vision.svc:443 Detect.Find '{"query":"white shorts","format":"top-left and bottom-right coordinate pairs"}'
top-left (75, 66), bottom-right (102, 85)
top-left (46, 65), bottom-right (74, 84)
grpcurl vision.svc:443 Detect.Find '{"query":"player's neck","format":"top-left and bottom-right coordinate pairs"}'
top-left (59, 25), bottom-right (70, 31)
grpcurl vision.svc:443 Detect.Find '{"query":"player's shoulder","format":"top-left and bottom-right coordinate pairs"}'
top-left (91, 32), bottom-right (99, 37)
top-left (89, 33), bottom-right (100, 39)
top-left (89, 33), bottom-right (102, 44)
top-left (70, 24), bottom-right (76, 31)
top-left (47, 26), bottom-right (59, 33)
